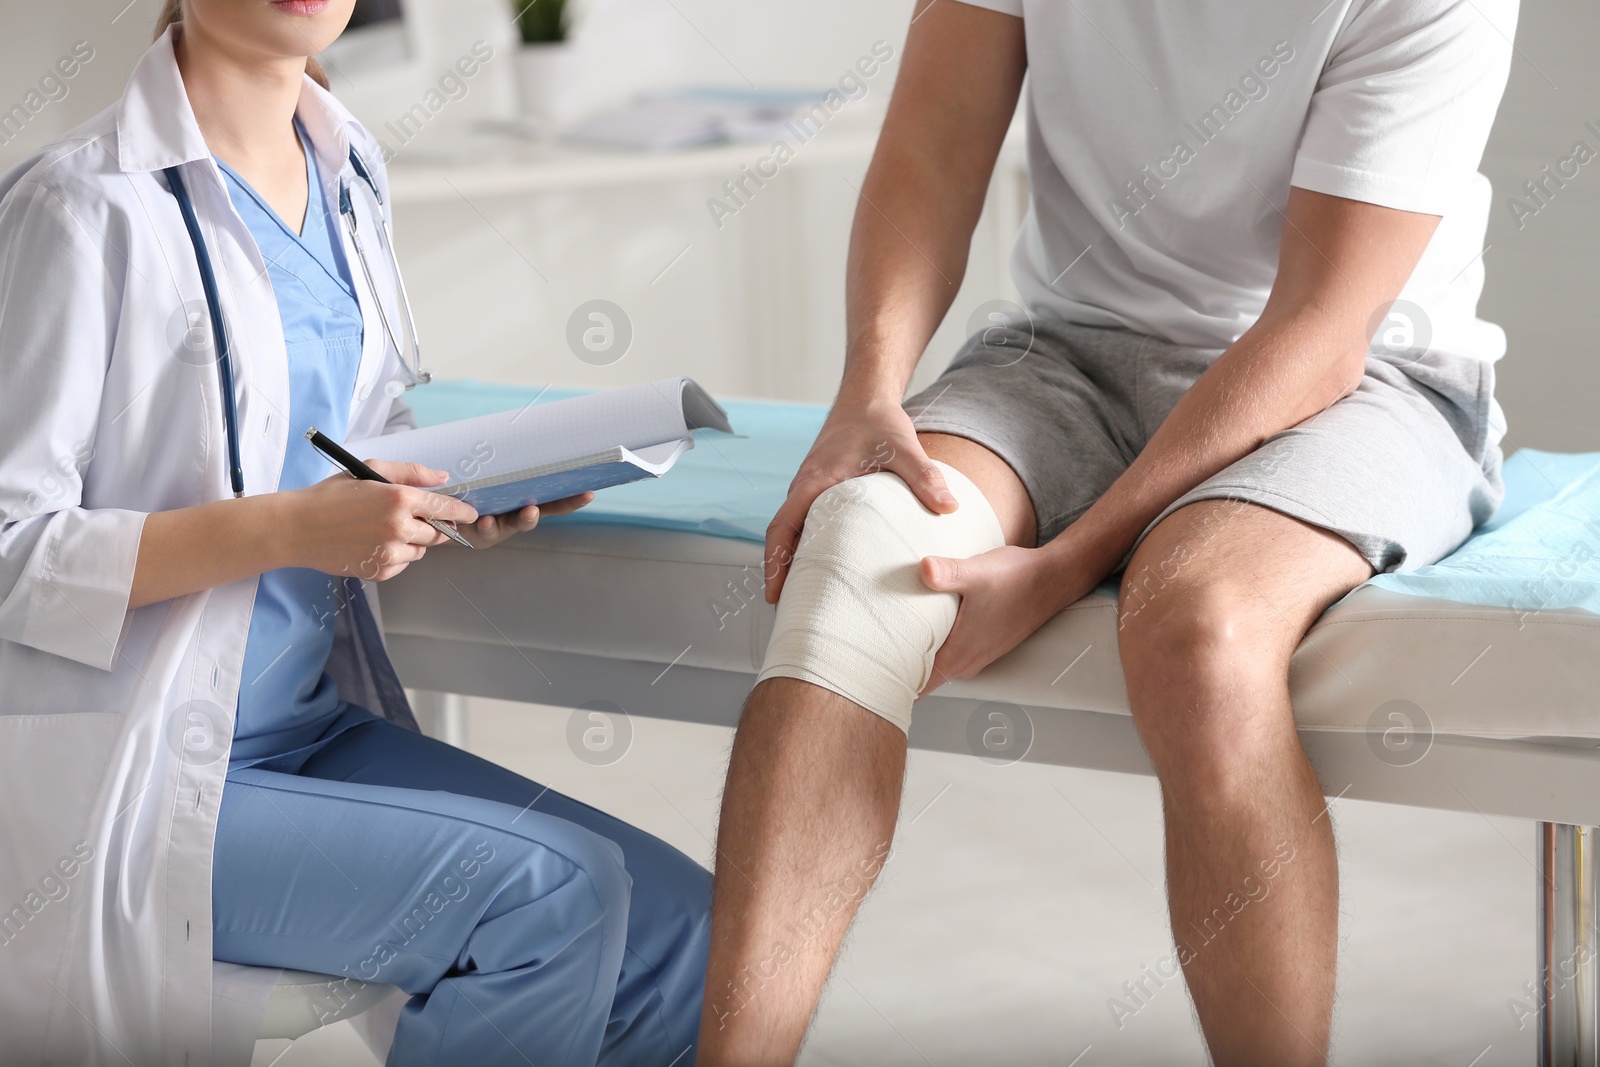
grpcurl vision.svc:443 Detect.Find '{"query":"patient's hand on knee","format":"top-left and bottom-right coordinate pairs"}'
top-left (764, 399), bottom-right (958, 604)
top-left (921, 543), bottom-right (1099, 687)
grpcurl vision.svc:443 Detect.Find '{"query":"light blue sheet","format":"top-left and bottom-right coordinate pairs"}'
top-left (1365, 448), bottom-right (1600, 615)
top-left (408, 381), bottom-right (1600, 616)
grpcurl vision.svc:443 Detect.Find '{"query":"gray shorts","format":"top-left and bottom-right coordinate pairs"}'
top-left (904, 319), bottom-right (1504, 573)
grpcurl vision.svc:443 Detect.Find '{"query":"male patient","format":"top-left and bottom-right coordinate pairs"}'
top-left (698, 0), bottom-right (1515, 1063)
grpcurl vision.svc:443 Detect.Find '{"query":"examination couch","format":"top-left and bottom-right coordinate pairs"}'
top-left (282, 382), bottom-right (1600, 1065)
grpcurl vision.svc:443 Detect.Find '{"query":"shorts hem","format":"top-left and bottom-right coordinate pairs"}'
top-left (1132, 482), bottom-right (1398, 575)
top-left (906, 415), bottom-right (1056, 544)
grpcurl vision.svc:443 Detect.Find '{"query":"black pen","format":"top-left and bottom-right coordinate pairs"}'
top-left (304, 427), bottom-right (475, 549)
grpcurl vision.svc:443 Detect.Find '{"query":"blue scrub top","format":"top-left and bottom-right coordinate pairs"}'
top-left (226, 122), bottom-right (375, 769)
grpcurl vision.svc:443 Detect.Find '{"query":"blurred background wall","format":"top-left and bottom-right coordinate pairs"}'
top-left (0, 0), bottom-right (1593, 449)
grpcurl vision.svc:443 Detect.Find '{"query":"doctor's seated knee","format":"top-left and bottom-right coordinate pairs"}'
top-left (757, 461), bottom-right (1005, 733)
top-left (470, 823), bottom-right (633, 970)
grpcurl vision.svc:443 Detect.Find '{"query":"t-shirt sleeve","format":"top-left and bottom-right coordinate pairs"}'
top-left (951, 0), bottom-right (1024, 17)
top-left (1291, 0), bottom-right (1516, 215)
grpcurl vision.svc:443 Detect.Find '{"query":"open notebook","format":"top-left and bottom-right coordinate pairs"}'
top-left (348, 378), bottom-right (732, 514)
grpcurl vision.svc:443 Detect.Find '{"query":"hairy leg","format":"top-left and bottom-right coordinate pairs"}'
top-left (695, 433), bottom-right (1034, 1066)
top-left (1118, 500), bottom-right (1372, 1067)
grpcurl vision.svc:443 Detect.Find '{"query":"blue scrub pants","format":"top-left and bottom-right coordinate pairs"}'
top-left (212, 716), bottom-right (710, 1066)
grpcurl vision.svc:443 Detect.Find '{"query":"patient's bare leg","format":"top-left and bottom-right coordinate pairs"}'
top-left (1119, 501), bottom-right (1370, 1066)
top-left (695, 434), bottom-right (1034, 1066)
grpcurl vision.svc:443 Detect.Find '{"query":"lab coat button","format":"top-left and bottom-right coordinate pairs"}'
top-left (357, 383), bottom-right (373, 401)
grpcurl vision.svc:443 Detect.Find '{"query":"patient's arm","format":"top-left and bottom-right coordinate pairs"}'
top-left (925, 188), bottom-right (1442, 681)
top-left (836, 0), bottom-right (1026, 401)
top-left (762, 0), bottom-right (1027, 602)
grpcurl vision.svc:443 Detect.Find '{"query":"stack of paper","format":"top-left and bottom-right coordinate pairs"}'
top-left (348, 378), bottom-right (732, 513)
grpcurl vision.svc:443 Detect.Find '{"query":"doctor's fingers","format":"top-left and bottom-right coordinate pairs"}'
top-left (356, 539), bottom-right (430, 582)
top-left (401, 486), bottom-right (478, 526)
top-left (536, 491), bottom-right (594, 517)
top-left (399, 516), bottom-right (454, 547)
top-left (365, 458), bottom-right (450, 488)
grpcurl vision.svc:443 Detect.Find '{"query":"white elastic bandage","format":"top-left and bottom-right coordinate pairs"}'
top-left (757, 461), bottom-right (1005, 732)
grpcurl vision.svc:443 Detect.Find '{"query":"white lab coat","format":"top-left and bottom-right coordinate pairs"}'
top-left (0, 29), bottom-right (421, 1066)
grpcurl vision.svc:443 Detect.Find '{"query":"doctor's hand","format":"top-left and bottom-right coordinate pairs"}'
top-left (919, 544), bottom-right (1098, 692)
top-left (284, 461), bottom-right (478, 581)
top-left (460, 492), bottom-right (596, 549)
top-left (765, 396), bottom-right (957, 604)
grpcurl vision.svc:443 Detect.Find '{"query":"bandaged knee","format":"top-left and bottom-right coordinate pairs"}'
top-left (757, 461), bottom-right (1005, 732)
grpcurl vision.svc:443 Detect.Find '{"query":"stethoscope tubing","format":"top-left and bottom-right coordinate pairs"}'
top-left (164, 163), bottom-right (246, 498)
top-left (338, 178), bottom-right (429, 389)
top-left (164, 146), bottom-right (424, 498)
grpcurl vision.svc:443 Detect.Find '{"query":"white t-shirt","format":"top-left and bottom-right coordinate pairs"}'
top-left (954, 0), bottom-right (1517, 364)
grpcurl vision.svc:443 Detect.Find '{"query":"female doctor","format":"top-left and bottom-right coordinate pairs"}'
top-left (0, 2), bottom-right (709, 1064)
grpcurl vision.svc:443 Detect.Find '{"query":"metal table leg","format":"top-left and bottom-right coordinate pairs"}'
top-left (1539, 822), bottom-right (1600, 1066)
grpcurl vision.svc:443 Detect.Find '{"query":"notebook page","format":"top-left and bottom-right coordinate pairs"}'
top-left (349, 378), bottom-right (695, 485)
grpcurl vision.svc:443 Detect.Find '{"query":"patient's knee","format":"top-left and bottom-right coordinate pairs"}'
top-left (757, 463), bottom-right (1005, 733)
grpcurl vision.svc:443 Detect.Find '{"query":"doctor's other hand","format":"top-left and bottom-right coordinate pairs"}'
top-left (764, 395), bottom-right (957, 604)
top-left (462, 492), bottom-right (595, 549)
top-left (285, 461), bottom-right (478, 580)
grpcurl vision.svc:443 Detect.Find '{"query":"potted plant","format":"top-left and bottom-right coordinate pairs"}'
top-left (511, 0), bottom-right (580, 131)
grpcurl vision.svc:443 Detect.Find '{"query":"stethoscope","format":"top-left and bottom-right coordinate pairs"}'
top-left (164, 146), bottom-right (430, 498)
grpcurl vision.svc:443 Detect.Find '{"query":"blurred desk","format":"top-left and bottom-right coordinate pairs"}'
top-left (385, 119), bottom-right (894, 204)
